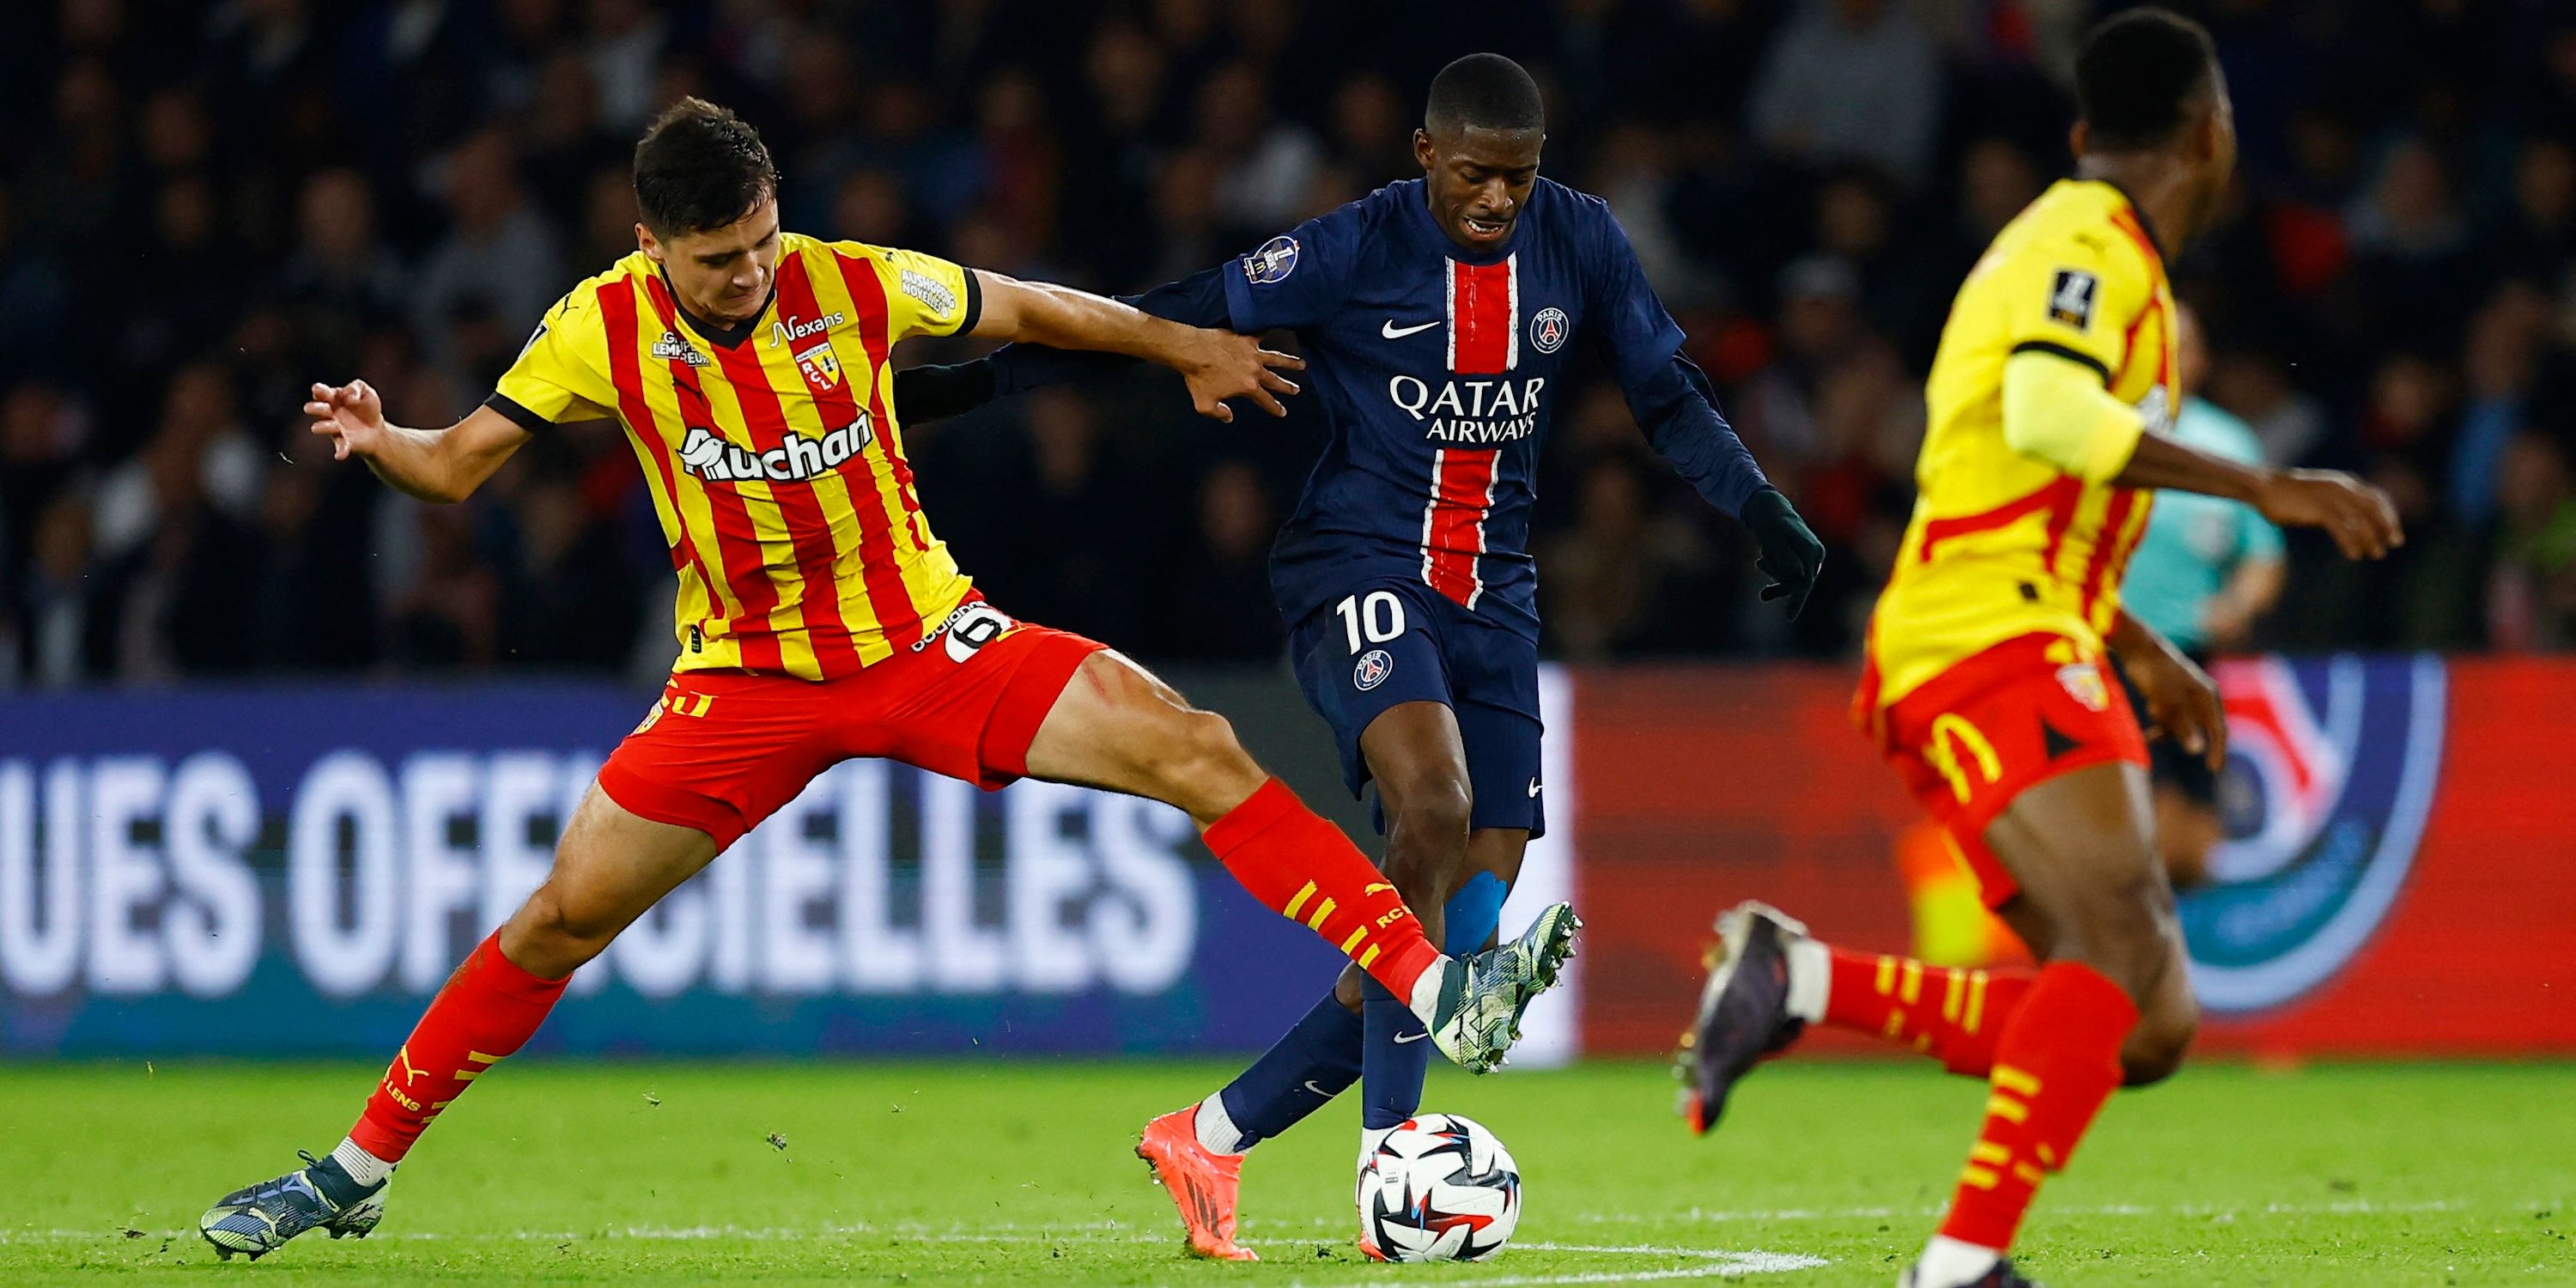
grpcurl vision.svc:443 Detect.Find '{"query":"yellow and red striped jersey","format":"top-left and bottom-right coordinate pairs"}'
top-left (489, 233), bottom-right (980, 679)
top-left (1859, 179), bottom-right (2177, 716)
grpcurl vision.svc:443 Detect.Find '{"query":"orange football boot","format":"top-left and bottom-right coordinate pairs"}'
top-left (1136, 1107), bottom-right (1256, 1261)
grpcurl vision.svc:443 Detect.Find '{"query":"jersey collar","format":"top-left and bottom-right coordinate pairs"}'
top-left (2089, 178), bottom-right (2169, 264)
top-left (660, 269), bottom-right (778, 349)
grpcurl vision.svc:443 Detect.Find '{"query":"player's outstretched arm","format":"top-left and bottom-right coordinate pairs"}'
top-left (2111, 433), bottom-right (2403, 561)
top-left (2001, 345), bottom-right (2402, 559)
top-left (306, 380), bottom-right (533, 504)
top-left (966, 270), bottom-right (1301, 422)
top-left (894, 267), bottom-right (1239, 423)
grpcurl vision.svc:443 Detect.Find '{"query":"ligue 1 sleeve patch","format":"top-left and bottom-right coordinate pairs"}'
top-left (900, 267), bottom-right (957, 318)
top-left (1243, 234), bottom-right (1299, 285)
top-left (2047, 269), bottom-right (2099, 329)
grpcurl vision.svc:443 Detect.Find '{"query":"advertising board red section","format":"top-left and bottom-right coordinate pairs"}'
top-left (1572, 658), bottom-right (2576, 1058)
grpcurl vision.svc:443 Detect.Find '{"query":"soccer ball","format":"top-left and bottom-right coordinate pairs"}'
top-left (1356, 1113), bottom-right (1521, 1261)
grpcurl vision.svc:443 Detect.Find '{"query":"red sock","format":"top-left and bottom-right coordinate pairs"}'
top-left (348, 932), bottom-right (569, 1162)
top-left (1935, 961), bottom-right (2139, 1252)
top-left (1202, 779), bottom-right (1443, 1000)
top-left (1823, 949), bottom-right (2035, 1077)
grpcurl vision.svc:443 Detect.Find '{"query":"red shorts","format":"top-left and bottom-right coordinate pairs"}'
top-left (1868, 634), bottom-right (2148, 909)
top-left (597, 603), bottom-right (1104, 849)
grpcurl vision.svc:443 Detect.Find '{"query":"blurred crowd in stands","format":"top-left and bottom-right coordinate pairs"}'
top-left (8, 0), bottom-right (2576, 687)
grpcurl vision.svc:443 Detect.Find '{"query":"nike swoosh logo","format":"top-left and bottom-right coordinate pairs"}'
top-left (1364, 883), bottom-right (1397, 896)
top-left (1303, 1080), bottom-right (1332, 1096)
top-left (1528, 779), bottom-right (1543, 798)
top-left (1381, 319), bottom-right (1441, 339)
top-left (1393, 1030), bottom-right (1429, 1043)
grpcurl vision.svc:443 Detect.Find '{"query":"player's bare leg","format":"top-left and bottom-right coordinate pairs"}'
top-left (1358, 701), bottom-right (1479, 951)
top-left (1024, 650), bottom-right (1573, 1072)
top-left (201, 790), bottom-right (720, 1258)
top-left (1986, 765), bottom-right (2198, 1087)
top-left (1023, 649), bottom-right (1269, 821)
top-left (2148, 784), bottom-right (2218, 891)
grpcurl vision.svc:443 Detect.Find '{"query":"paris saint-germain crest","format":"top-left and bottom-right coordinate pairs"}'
top-left (2181, 655), bottom-right (2445, 1014)
top-left (1528, 307), bottom-right (1569, 354)
top-left (1243, 235), bottom-right (1299, 285)
top-left (1354, 648), bottom-right (1394, 692)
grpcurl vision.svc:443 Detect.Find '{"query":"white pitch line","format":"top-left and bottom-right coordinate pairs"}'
top-left (1298, 1242), bottom-right (1827, 1286)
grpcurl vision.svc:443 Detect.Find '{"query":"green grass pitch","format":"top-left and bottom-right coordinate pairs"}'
top-left (1, 1058), bottom-right (2569, 1285)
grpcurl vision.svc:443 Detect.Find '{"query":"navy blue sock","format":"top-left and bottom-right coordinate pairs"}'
top-left (1358, 974), bottom-right (1434, 1129)
top-left (1215, 991), bottom-right (1362, 1150)
top-left (1361, 874), bottom-right (1511, 1131)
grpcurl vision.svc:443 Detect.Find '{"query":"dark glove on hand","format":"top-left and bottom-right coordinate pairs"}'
top-left (889, 360), bottom-right (999, 423)
top-left (1741, 488), bottom-right (1826, 620)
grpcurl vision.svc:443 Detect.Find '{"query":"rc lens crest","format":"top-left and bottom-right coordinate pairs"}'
top-left (795, 342), bottom-right (841, 392)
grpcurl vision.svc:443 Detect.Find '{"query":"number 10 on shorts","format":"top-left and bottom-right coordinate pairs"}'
top-left (1335, 591), bottom-right (1408, 653)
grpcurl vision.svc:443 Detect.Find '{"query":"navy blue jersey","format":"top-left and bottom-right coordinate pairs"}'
top-left (1223, 179), bottom-right (1696, 641)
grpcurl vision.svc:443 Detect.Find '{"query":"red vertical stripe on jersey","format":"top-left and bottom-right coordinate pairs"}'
top-left (2079, 489), bottom-right (2147, 619)
top-left (1421, 447), bottom-right (1500, 608)
top-left (598, 281), bottom-right (707, 587)
top-left (1447, 257), bottom-right (1517, 375)
top-left (2107, 210), bottom-right (2175, 388)
top-left (780, 253), bottom-right (923, 652)
top-left (2119, 295), bottom-right (2171, 388)
top-left (2038, 477), bottom-right (2085, 580)
top-left (640, 276), bottom-right (785, 673)
top-left (835, 251), bottom-right (935, 553)
top-left (2108, 210), bottom-right (2163, 277)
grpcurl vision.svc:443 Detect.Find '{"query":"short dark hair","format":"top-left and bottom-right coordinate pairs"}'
top-left (1425, 53), bottom-right (1544, 136)
top-left (633, 97), bottom-right (779, 236)
top-left (2075, 8), bottom-right (2220, 152)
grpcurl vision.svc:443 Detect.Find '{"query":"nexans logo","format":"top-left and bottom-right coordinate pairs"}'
top-left (677, 416), bottom-right (874, 483)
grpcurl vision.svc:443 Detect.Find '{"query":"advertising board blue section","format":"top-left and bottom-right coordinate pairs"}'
top-left (0, 684), bottom-right (1346, 1056)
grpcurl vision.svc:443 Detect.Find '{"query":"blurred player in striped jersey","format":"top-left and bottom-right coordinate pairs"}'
top-left (1679, 11), bottom-right (2400, 1287)
top-left (197, 97), bottom-right (1577, 1261)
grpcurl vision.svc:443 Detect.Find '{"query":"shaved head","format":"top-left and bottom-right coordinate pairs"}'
top-left (1425, 53), bottom-right (1543, 138)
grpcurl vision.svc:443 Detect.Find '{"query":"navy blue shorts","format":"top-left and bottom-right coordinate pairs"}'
top-left (1287, 577), bottom-right (1546, 839)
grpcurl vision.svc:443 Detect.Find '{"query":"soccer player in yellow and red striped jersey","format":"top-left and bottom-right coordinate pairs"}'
top-left (196, 99), bottom-right (1578, 1262)
top-left (1677, 12), bottom-right (2401, 1288)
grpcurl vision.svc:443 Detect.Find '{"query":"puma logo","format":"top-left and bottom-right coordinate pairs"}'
top-left (392, 1047), bottom-right (427, 1086)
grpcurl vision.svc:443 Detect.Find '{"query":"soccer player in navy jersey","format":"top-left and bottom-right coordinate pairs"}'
top-left (898, 54), bottom-right (1823, 1260)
